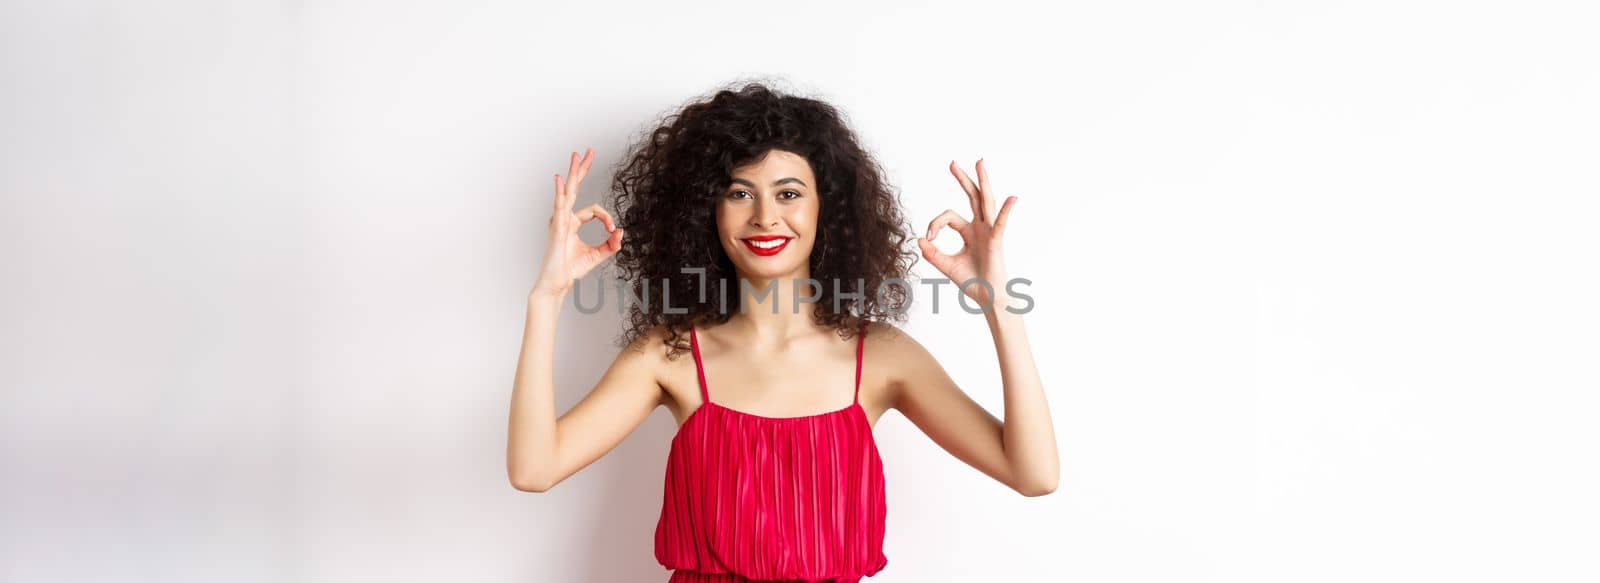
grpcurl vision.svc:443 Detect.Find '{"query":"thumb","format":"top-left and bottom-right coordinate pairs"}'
top-left (587, 227), bottom-right (624, 262)
top-left (917, 236), bottom-right (948, 270)
top-left (605, 227), bottom-right (624, 254)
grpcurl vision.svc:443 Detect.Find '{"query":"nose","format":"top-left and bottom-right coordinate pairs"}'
top-left (749, 198), bottom-right (779, 229)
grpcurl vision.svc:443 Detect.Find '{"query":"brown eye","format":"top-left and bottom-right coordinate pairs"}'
top-left (780, 190), bottom-right (801, 199)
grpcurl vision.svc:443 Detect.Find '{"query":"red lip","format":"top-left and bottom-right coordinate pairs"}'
top-left (740, 235), bottom-right (793, 257)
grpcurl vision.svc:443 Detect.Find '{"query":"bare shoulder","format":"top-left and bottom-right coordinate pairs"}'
top-left (623, 323), bottom-right (701, 419)
top-left (862, 320), bottom-right (942, 405)
top-left (615, 323), bottom-right (681, 374)
top-left (864, 320), bottom-right (935, 361)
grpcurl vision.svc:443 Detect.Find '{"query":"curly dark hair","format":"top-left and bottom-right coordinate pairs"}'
top-left (607, 81), bottom-right (917, 358)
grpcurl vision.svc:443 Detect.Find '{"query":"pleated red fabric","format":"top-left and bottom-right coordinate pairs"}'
top-left (655, 321), bottom-right (888, 583)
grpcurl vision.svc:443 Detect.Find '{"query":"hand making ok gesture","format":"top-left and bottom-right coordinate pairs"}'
top-left (531, 147), bottom-right (625, 298)
top-left (916, 159), bottom-right (1019, 310)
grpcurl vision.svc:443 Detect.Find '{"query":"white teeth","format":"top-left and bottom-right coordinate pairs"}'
top-left (747, 238), bottom-right (787, 249)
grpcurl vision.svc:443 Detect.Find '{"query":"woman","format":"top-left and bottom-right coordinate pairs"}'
top-left (507, 82), bottom-right (1058, 582)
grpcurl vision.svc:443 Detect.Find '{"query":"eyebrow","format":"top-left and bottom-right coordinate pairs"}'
top-left (730, 177), bottom-right (809, 188)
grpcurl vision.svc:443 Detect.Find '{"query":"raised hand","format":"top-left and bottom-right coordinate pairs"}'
top-left (531, 147), bottom-right (624, 297)
top-left (916, 158), bottom-right (1018, 310)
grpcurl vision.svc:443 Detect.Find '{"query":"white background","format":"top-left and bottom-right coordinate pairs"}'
top-left (4, 1), bottom-right (1598, 581)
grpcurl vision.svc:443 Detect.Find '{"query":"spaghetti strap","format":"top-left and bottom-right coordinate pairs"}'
top-left (689, 324), bottom-right (711, 404)
top-left (853, 320), bottom-right (867, 405)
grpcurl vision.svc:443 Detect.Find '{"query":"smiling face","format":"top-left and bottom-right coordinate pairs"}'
top-left (715, 149), bottom-right (820, 281)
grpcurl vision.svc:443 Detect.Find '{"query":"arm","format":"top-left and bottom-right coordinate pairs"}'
top-left (901, 157), bottom-right (1059, 496)
top-left (506, 146), bottom-right (652, 492)
top-left (505, 292), bottom-right (663, 492)
top-left (885, 314), bottom-right (1059, 496)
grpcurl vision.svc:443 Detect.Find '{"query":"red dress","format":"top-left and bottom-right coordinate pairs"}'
top-left (655, 321), bottom-right (889, 582)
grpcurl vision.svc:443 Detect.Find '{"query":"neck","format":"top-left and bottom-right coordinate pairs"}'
top-left (728, 268), bottom-right (820, 342)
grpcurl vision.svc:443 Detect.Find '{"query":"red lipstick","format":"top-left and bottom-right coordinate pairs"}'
top-left (740, 235), bottom-right (793, 257)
